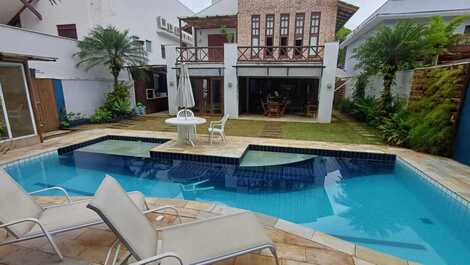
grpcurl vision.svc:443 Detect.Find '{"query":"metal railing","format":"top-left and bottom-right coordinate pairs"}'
top-left (237, 45), bottom-right (324, 62)
top-left (177, 46), bottom-right (224, 63)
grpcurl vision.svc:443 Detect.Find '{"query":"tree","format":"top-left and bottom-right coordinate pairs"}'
top-left (336, 27), bottom-right (352, 68)
top-left (75, 26), bottom-right (147, 87)
top-left (353, 21), bottom-right (426, 111)
top-left (423, 16), bottom-right (467, 65)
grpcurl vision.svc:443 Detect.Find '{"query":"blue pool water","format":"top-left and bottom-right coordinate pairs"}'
top-left (4, 149), bottom-right (470, 265)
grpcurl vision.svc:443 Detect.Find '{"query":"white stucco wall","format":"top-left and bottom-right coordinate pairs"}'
top-left (61, 79), bottom-right (113, 116)
top-left (19, 0), bottom-right (194, 66)
top-left (344, 70), bottom-right (414, 100)
top-left (0, 24), bottom-right (131, 117)
top-left (223, 43), bottom-right (238, 118)
top-left (318, 42), bottom-right (339, 123)
top-left (19, 0), bottom-right (93, 39)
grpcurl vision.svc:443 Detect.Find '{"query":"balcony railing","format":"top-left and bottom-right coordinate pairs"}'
top-left (177, 46), bottom-right (224, 63)
top-left (238, 46), bottom-right (324, 63)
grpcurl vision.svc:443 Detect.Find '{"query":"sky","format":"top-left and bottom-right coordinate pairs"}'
top-left (178, 0), bottom-right (388, 30)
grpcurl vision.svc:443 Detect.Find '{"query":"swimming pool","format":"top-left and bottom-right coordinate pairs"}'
top-left (4, 140), bottom-right (470, 265)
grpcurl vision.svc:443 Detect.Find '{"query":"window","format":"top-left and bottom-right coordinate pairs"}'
top-left (465, 25), bottom-right (470, 34)
top-left (57, 24), bottom-right (77, 39)
top-left (161, 45), bottom-right (166, 59)
top-left (145, 40), bottom-right (152, 52)
top-left (251, 15), bottom-right (260, 57)
top-left (280, 14), bottom-right (290, 57)
top-left (309, 12), bottom-right (321, 56)
top-left (265, 14), bottom-right (275, 57)
top-left (294, 13), bottom-right (305, 57)
top-left (146, 89), bottom-right (157, 100)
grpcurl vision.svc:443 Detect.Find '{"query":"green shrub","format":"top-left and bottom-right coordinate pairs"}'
top-left (90, 107), bottom-right (113, 123)
top-left (353, 73), bottom-right (368, 101)
top-left (379, 108), bottom-right (410, 146)
top-left (335, 97), bottom-right (355, 114)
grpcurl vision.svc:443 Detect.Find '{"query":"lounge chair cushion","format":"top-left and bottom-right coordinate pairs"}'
top-left (157, 212), bottom-right (272, 265)
top-left (87, 176), bottom-right (158, 261)
top-left (27, 191), bottom-right (146, 236)
top-left (0, 169), bottom-right (43, 237)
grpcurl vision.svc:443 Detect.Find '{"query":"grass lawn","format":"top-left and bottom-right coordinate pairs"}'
top-left (77, 112), bottom-right (383, 145)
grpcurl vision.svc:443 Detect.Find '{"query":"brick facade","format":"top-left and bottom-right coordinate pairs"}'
top-left (237, 0), bottom-right (338, 47)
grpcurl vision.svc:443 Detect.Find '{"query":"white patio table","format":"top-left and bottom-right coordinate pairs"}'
top-left (165, 117), bottom-right (207, 146)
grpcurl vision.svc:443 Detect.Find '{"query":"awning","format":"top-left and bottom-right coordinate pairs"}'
top-left (0, 52), bottom-right (57, 62)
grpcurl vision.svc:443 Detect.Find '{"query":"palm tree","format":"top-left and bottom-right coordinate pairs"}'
top-left (75, 26), bottom-right (148, 87)
top-left (353, 21), bottom-right (426, 111)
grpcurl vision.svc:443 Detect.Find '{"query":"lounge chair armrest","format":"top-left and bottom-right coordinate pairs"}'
top-left (128, 252), bottom-right (183, 265)
top-left (0, 217), bottom-right (42, 230)
top-left (144, 206), bottom-right (182, 224)
top-left (29, 187), bottom-right (72, 203)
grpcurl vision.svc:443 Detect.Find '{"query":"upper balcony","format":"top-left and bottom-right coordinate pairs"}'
top-left (176, 45), bottom-right (324, 64)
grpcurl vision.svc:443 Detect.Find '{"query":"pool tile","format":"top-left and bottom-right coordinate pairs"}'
top-left (312, 232), bottom-right (355, 255)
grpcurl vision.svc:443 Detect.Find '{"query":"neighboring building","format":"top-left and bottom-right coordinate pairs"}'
top-left (0, 0), bottom-right (194, 134)
top-left (167, 0), bottom-right (358, 123)
top-left (340, 0), bottom-right (470, 99)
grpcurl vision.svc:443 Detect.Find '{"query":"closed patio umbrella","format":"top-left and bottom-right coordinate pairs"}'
top-left (176, 64), bottom-right (195, 110)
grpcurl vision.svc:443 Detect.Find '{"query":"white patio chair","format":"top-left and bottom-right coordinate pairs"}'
top-left (177, 109), bottom-right (197, 143)
top-left (0, 169), bottom-right (180, 261)
top-left (176, 109), bottom-right (195, 119)
top-left (87, 175), bottom-right (279, 265)
top-left (208, 114), bottom-right (229, 144)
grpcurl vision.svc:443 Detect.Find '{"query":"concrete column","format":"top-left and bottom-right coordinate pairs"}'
top-left (166, 45), bottom-right (178, 115)
top-left (224, 43), bottom-right (239, 118)
top-left (318, 42), bottom-right (339, 123)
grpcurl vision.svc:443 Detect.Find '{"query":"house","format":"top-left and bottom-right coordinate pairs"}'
top-left (0, 0), bottom-right (194, 137)
top-left (340, 0), bottom-right (470, 98)
top-left (166, 0), bottom-right (358, 123)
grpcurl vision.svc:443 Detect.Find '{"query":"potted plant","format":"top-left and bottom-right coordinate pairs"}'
top-left (135, 102), bottom-right (146, 116)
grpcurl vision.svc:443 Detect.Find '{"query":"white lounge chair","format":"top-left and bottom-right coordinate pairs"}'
top-left (208, 114), bottom-right (229, 144)
top-left (0, 170), bottom-right (180, 261)
top-left (87, 176), bottom-right (279, 265)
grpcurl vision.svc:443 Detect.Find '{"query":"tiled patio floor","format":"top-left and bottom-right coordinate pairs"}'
top-left (0, 197), bottom-right (410, 265)
top-left (1, 129), bottom-right (470, 265)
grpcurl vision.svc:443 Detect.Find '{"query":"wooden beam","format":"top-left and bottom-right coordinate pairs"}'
top-left (18, 0), bottom-right (42, 20)
top-left (8, 0), bottom-right (38, 25)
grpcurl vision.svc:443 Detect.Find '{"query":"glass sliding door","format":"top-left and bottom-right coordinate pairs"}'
top-left (0, 63), bottom-right (36, 139)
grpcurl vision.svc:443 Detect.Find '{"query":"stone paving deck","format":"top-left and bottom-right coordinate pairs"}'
top-left (1, 129), bottom-right (470, 265)
top-left (0, 197), bottom-right (412, 265)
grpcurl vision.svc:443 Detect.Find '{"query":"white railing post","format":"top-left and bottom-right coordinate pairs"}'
top-left (224, 43), bottom-right (239, 118)
top-left (318, 42), bottom-right (339, 123)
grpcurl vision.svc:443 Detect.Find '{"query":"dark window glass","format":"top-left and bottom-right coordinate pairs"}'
top-left (251, 15), bottom-right (261, 57)
top-left (57, 24), bottom-right (77, 39)
top-left (309, 13), bottom-right (321, 56)
top-left (161, 45), bottom-right (166, 59)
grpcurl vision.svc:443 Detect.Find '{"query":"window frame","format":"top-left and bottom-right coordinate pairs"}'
top-left (308, 12), bottom-right (321, 56)
top-left (279, 14), bottom-right (290, 57)
top-left (294, 13), bottom-right (305, 57)
top-left (56, 24), bottom-right (78, 39)
top-left (265, 14), bottom-right (275, 57)
top-left (251, 15), bottom-right (261, 58)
